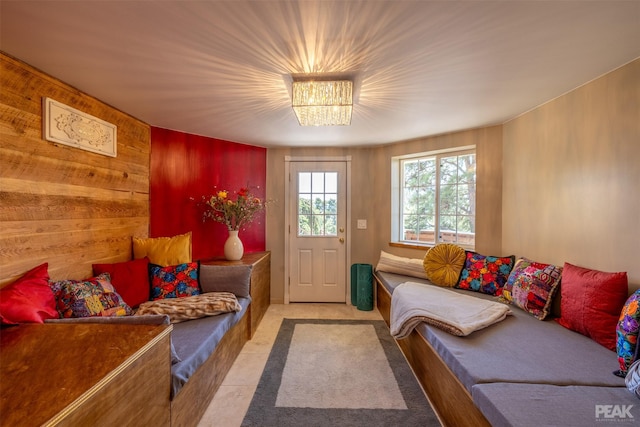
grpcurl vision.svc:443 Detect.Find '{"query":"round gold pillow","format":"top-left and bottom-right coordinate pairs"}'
top-left (423, 243), bottom-right (466, 287)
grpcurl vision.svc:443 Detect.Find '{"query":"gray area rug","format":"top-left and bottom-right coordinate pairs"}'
top-left (242, 319), bottom-right (440, 426)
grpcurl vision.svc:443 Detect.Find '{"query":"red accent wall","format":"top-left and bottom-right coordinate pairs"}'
top-left (150, 127), bottom-right (267, 260)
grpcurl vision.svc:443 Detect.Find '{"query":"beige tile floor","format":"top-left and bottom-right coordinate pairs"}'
top-left (197, 303), bottom-right (384, 427)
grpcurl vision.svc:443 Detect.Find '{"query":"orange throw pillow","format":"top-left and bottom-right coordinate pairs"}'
top-left (133, 232), bottom-right (192, 266)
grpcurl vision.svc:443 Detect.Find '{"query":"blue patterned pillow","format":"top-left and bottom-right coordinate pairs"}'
top-left (149, 262), bottom-right (201, 300)
top-left (456, 252), bottom-right (515, 296)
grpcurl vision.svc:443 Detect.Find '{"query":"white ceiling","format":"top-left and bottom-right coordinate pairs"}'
top-left (1, 1), bottom-right (638, 148)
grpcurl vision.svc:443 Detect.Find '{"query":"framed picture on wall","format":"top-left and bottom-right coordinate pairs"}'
top-left (43, 97), bottom-right (117, 157)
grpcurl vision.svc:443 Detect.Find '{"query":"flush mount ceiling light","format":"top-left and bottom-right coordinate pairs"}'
top-left (292, 79), bottom-right (353, 126)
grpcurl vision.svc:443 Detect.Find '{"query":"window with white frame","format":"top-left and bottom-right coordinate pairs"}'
top-left (391, 147), bottom-right (476, 248)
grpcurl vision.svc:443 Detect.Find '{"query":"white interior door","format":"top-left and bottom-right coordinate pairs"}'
top-left (288, 161), bottom-right (347, 302)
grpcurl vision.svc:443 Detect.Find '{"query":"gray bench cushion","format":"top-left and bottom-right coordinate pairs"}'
top-left (375, 270), bottom-right (430, 294)
top-left (170, 296), bottom-right (250, 398)
top-left (472, 383), bottom-right (635, 427)
top-left (417, 299), bottom-right (623, 391)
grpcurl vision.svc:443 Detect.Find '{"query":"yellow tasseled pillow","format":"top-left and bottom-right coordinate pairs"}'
top-left (423, 243), bottom-right (466, 287)
top-left (132, 232), bottom-right (192, 267)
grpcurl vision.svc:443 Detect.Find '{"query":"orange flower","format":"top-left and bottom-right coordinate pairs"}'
top-left (627, 300), bottom-right (638, 316)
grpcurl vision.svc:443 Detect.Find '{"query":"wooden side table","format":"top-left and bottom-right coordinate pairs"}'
top-left (201, 251), bottom-right (271, 338)
top-left (0, 323), bottom-right (172, 426)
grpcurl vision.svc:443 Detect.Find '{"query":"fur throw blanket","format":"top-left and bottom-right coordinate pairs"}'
top-left (136, 292), bottom-right (241, 323)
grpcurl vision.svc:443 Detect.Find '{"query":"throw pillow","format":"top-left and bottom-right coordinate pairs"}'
top-left (422, 243), bottom-right (466, 287)
top-left (375, 250), bottom-right (428, 280)
top-left (625, 359), bottom-right (640, 398)
top-left (456, 252), bottom-right (515, 296)
top-left (92, 257), bottom-right (151, 308)
top-left (616, 290), bottom-right (640, 377)
top-left (199, 264), bottom-right (252, 297)
top-left (0, 263), bottom-right (58, 325)
top-left (556, 262), bottom-right (628, 351)
top-left (50, 273), bottom-right (132, 318)
top-left (149, 261), bottom-right (201, 300)
top-left (133, 232), bottom-right (192, 267)
top-left (500, 257), bottom-right (563, 320)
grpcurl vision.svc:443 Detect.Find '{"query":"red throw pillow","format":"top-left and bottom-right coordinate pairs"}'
top-left (0, 263), bottom-right (58, 325)
top-left (92, 258), bottom-right (150, 308)
top-left (556, 262), bottom-right (628, 350)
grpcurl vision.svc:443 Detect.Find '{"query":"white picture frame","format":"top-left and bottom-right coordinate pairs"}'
top-left (43, 97), bottom-right (117, 157)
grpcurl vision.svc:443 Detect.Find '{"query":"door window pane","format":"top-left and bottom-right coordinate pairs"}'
top-left (299, 173), bottom-right (311, 193)
top-left (298, 172), bottom-right (338, 236)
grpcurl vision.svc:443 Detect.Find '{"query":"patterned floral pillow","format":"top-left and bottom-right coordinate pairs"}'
top-left (149, 262), bottom-right (201, 300)
top-left (500, 258), bottom-right (562, 320)
top-left (456, 252), bottom-right (515, 296)
top-left (616, 290), bottom-right (640, 377)
top-left (50, 273), bottom-right (132, 318)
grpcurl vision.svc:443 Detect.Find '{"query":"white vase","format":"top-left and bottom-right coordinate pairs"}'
top-left (224, 230), bottom-right (244, 261)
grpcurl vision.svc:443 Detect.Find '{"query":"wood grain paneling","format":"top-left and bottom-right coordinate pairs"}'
top-left (0, 52), bottom-right (150, 285)
top-left (0, 323), bottom-right (171, 426)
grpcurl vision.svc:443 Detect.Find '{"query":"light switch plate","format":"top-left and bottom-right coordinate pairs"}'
top-left (357, 219), bottom-right (367, 229)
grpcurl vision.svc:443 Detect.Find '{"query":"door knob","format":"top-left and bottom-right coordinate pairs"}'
top-left (339, 227), bottom-right (344, 233)
top-left (339, 237), bottom-right (345, 243)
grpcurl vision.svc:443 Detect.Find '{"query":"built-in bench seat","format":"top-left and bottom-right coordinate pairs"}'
top-left (473, 383), bottom-right (636, 427)
top-left (375, 270), bottom-right (635, 427)
top-left (171, 297), bottom-right (250, 397)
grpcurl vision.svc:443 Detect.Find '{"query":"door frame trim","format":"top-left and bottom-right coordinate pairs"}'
top-left (284, 156), bottom-right (352, 304)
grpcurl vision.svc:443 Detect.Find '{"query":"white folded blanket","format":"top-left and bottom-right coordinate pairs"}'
top-left (390, 282), bottom-right (512, 339)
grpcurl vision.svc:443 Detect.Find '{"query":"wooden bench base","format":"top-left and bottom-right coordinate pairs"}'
top-left (375, 277), bottom-right (491, 427)
top-left (0, 324), bottom-right (172, 426)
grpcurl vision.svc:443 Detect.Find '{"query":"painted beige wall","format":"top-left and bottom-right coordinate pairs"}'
top-left (266, 126), bottom-right (503, 303)
top-left (266, 146), bottom-right (372, 303)
top-left (502, 58), bottom-right (640, 290)
top-left (268, 59), bottom-right (639, 302)
top-left (370, 126), bottom-right (504, 259)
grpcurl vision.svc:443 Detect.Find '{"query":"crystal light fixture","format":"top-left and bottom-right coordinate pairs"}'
top-left (292, 79), bottom-right (353, 126)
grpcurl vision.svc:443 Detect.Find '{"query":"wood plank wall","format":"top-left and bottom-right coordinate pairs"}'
top-left (0, 52), bottom-right (150, 286)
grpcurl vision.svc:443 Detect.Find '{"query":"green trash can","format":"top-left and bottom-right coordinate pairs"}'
top-left (351, 264), bottom-right (373, 311)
